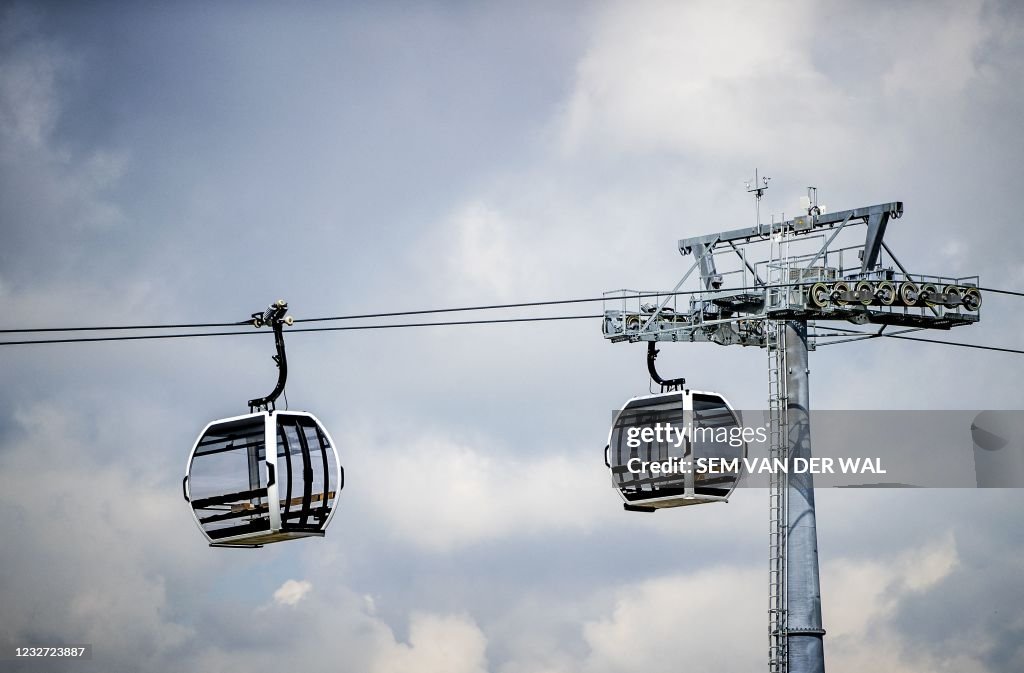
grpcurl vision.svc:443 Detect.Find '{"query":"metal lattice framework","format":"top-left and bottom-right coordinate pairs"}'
top-left (602, 200), bottom-right (980, 348)
top-left (603, 185), bottom-right (981, 673)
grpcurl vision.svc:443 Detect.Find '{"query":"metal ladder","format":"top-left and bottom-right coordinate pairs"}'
top-left (766, 214), bottom-right (790, 673)
top-left (767, 318), bottom-right (788, 672)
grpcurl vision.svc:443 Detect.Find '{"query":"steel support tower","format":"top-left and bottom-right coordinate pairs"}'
top-left (602, 183), bottom-right (981, 673)
top-left (782, 320), bottom-right (824, 672)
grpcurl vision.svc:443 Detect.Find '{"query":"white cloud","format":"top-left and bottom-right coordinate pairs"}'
top-left (822, 531), bottom-right (987, 673)
top-left (444, 200), bottom-right (547, 300)
top-left (273, 579), bottom-right (313, 606)
top-left (557, 0), bottom-right (997, 169)
top-left (579, 566), bottom-right (763, 673)
top-left (345, 428), bottom-right (608, 552)
top-left (372, 613), bottom-right (489, 673)
top-left (559, 0), bottom-right (847, 159)
top-left (494, 531), bottom-right (979, 673)
top-left (0, 28), bottom-right (65, 148)
top-left (824, 531), bottom-right (958, 640)
top-left (880, 0), bottom-right (989, 102)
top-left (0, 403), bottom-right (203, 667)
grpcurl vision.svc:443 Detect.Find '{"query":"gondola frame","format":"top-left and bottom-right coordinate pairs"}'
top-left (183, 410), bottom-right (343, 547)
top-left (605, 389), bottom-right (746, 510)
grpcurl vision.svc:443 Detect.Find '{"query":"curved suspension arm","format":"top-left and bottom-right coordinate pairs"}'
top-left (647, 341), bottom-right (685, 391)
top-left (248, 300), bottom-right (291, 411)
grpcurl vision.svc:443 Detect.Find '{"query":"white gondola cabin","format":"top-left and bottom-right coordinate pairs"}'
top-left (184, 410), bottom-right (343, 547)
top-left (605, 390), bottom-right (745, 511)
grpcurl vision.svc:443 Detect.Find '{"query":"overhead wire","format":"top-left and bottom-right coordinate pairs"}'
top-left (810, 326), bottom-right (925, 344)
top-left (0, 287), bottom-right (735, 334)
top-left (977, 285), bottom-right (1024, 298)
top-left (0, 320), bottom-right (251, 334)
top-left (811, 325), bottom-right (1024, 355)
top-left (4, 313), bottom-right (1022, 354)
top-left (1, 283), bottom-right (1022, 353)
top-left (0, 314), bottom-right (604, 346)
top-left (5, 281), bottom-right (1021, 336)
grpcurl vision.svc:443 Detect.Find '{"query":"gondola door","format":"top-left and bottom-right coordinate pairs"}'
top-left (274, 412), bottom-right (339, 536)
top-left (185, 413), bottom-right (281, 545)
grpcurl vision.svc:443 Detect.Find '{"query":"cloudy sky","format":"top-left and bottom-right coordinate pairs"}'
top-left (1, 1), bottom-right (1023, 671)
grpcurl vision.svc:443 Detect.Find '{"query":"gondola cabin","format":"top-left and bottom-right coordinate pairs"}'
top-left (183, 411), bottom-right (343, 547)
top-left (605, 390), bottom-right (745, 512)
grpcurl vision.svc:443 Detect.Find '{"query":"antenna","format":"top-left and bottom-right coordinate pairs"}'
top-left (745, 169), bottom-right (771, 226)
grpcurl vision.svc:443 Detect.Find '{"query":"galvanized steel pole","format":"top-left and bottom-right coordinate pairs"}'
top-left (785, 320), bottom-right (825, 673)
